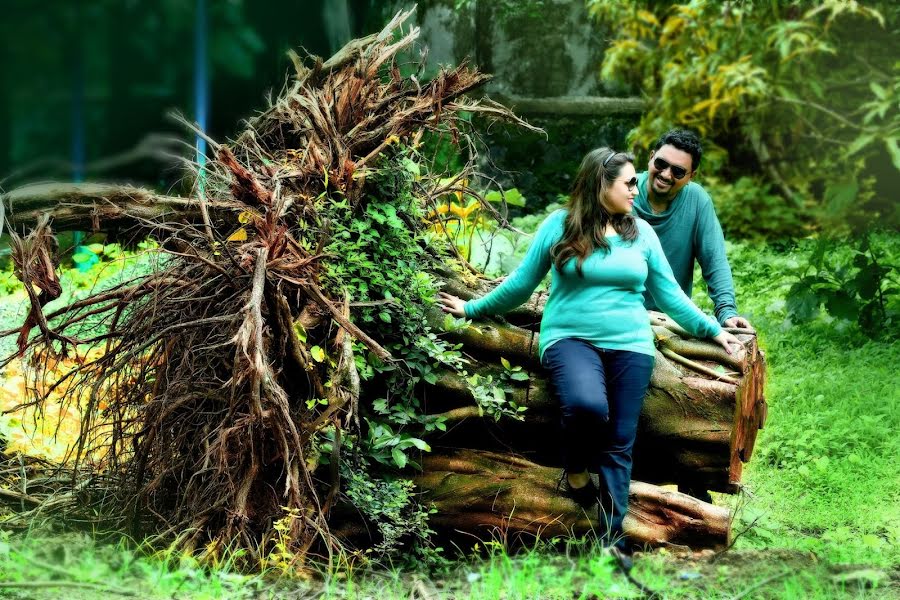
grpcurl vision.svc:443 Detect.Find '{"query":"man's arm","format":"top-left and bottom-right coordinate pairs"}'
top-left (693, 192), bottom-right (748, 327)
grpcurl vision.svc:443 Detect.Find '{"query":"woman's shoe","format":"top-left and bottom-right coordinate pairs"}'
top-left (608, 545), bottom-right (634, 574)
top-left (557, 471), bottom-right (598, 508)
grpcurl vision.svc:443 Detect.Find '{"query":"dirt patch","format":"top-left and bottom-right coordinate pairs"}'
top-left (632, 548), bottom-right (899, 599)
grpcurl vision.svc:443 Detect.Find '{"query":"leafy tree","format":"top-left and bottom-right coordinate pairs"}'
top-left (587, 0), bottom-right (899, 236)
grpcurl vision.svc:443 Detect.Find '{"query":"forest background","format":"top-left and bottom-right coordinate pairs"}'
top-left (0, 1), bottom-right (897, 598)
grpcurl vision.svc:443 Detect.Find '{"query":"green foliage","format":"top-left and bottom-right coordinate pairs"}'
top-left (588, 0), bottom-right (900, 234)
top-left (429, 180), bottom-right (528, 276)
top-left (293, 150), bottom-right (526, 558)
top-left (343, 469), bottom-right (437, 562)
top-left (706, 235), bottom-right (899, 566)
top-left (705, 175), bottom-right (806, 240)
top-left (476, 115), bottom-right (636, 211)
top-left (0, 240), bottom-right (161, 358)
top-left (2, 231), bottom-right (896, 597)
top-left (465, 358), bottom-right (529, 422)
top-left (785, 234), bottom-right (897, 337)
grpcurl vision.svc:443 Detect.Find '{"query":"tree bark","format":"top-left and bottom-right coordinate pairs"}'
top-left (489, 95), bottom-right (645, 116)
top-left (415, 449), bottom-right (731, 549)
top-left (1, 183), bottom-right (208, 234)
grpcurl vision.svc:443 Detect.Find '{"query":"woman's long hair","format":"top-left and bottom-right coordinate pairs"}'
top-left (551, 147), bottom-right (638, 275)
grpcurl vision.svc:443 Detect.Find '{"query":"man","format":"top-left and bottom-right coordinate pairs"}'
top-left (633, 129), bottom-right (751, 329)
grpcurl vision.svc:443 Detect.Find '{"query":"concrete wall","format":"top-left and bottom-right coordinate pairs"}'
top-left (388, 0), bottom-right (641, 208)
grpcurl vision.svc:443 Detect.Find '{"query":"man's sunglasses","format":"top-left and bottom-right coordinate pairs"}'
top-left (653, 157), bottom-right (690, 180)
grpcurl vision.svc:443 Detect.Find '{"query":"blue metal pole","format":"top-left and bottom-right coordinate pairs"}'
top-left (194, 0), bottom-right (209, 197)
top-left (72, 5), bottom-right (96, 271)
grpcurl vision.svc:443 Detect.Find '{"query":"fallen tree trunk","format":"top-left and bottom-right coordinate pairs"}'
top-left (1, 183), bottom-right (212, 235)
top-left (415, 449), bottom-right (731, 549)
top-left (425, 281), bottom-right (767, 494)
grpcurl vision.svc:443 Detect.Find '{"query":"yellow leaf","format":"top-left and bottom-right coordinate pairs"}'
top-left (636, 9), bottom-right (659, 26)
top-left (226, 227), bottom-right (248, 242)
top-left (459, 200), bottom-right (481, 219)
top-left (237, 211), bottom-right (254, 224)
top-left (448, 202), bottom-right (467, 218)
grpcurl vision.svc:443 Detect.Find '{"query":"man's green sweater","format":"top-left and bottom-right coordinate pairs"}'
top-left (463, 210), bottom-right (721, 359)
top-left (633, 171), bottom-right (739, 325)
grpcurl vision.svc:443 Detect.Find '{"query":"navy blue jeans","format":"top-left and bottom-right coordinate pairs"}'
top-left (542, 338), bottom-right (654, 548)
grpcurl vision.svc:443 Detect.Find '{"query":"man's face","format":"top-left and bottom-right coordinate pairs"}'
top-left (647, 144), bottom-right (694, 201)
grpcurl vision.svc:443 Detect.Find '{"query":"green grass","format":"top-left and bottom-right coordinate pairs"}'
top-left (710, 237), bottom-right (900, 568)
top-left (1, 235), bottom-right (897, 598)
top-left (0, 530), bottom-right (264, 599)
top-left (3, 532), bottom-right (887, 599)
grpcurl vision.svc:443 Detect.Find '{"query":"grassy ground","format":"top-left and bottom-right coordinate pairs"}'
top-left (714, 238), bottom-right (899, 568)
top-left (1, 236), bottom-right (897, 598)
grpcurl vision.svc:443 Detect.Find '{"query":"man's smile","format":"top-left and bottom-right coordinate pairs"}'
top-left (654, 174), bottom-right (673, 188)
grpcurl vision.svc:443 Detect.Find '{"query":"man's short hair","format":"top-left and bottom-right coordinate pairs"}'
top-left (653, 129), bottom-right (702, 171)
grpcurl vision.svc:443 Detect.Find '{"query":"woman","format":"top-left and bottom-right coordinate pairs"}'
top-left (438, 148), bottom-right (742, 566)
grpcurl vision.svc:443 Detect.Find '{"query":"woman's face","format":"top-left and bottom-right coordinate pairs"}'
top-left (600, 162), bottom-right (638, 215)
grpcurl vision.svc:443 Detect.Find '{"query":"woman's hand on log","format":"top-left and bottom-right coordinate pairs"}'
top-left (438, 292), bottom-right (467, 318)
top-left (713, 330), bottom-right (744, 357)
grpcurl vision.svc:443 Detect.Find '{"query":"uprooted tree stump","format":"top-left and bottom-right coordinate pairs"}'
top-left (0, 9), bottom-right (765, 565)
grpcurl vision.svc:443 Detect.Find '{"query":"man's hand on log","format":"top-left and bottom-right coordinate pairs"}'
top-left (713, 330), bottom-right (745, 357)
top-left (437, 292), bottom-right (467, 318)
top-left (724, 315), bottom-right (753, 330)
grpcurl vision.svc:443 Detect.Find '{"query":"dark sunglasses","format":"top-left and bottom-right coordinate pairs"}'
top-left (653, 156), bottom-right (689, 180)
top-left (622, 176), bottom-right (638, 191)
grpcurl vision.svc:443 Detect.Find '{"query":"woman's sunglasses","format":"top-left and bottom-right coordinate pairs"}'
top-left (653, 157), bottom-right (689, 180)
top-left (622, 177), bottom-right (638, 191)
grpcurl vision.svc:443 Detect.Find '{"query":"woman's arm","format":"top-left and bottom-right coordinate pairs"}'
top-left (440, 210), bottom-right (563, 319)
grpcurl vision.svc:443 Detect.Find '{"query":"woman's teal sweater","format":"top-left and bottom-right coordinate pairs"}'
top-left (463, 210), bottom-right (722, 358)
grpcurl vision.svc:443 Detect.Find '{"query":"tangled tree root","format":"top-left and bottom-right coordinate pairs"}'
top-left (1, 9), bottom-right (535, 566)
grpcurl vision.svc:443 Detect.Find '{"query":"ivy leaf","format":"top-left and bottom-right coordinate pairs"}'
top-left (401, 157), bottom-right (421, 177)
top-left (786, 280), bottom-right (820, 322)
top-left (392, 447), bottom-right (408, 469)
top-left (310, 346), bottom-right (325, 362)
top-left (409, 438), bottom-right (431, 452)
top-left (500, 357), bottom-right (511, 370)
top-left (509, 371), bottom-right (529, 381)
top-left (853, 269), bottom-right (881, 300)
